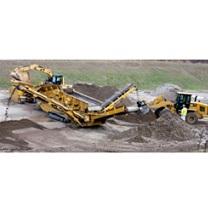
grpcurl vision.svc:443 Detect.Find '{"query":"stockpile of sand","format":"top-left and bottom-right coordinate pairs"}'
top-left (0, 119), bottom-right (44, 134)
top-left (0, 119), bottom-right (44, 151)
top-left (115, 111), bottom-right (156, 124)
top-left (144, 110), bottom-right (198, 141)
top-left (115, 110), bottom-right (204, 143)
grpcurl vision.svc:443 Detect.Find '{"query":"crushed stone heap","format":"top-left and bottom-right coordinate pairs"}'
top-left (113, 109), bottom-right (207, 143)
top-left (144, 109), bottom-right (199, 141)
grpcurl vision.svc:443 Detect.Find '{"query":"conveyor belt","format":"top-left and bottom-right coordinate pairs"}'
top-left (101, 83), bottom-right (135, 109)
top-left (71, 84), bottom-right (135, 111)
top-left (71, 91), bottom-right (102, 107)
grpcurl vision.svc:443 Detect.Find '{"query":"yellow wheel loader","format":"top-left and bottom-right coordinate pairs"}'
top-left (149, 92), bottom-right (208, 124)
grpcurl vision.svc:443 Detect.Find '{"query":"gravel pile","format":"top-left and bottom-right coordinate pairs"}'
top-left (114, 109), bottom-right (207, 143)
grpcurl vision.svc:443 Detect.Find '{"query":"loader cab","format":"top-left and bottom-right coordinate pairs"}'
top-left (48, 74), bottom-right (64, 85)
top-left (174, 92), bottom-right (192, 112)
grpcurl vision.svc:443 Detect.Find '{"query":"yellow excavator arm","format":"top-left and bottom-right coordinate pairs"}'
top-left (10, 64), bottom-right (53, 83)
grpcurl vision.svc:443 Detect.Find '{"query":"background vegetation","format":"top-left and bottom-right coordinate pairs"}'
top-left (0, 60), bottom-right (208, 90)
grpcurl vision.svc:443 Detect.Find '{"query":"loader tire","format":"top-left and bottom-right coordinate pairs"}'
top-left (186, 112), bottom-right (198, 125)
top-left (155, 107), bottom-right (165, 118)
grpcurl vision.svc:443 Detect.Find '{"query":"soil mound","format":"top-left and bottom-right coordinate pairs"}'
top-left (0, 119), bottom-right (44, 132)
top-left (115, 111), bottom-right (156, 124)
top-left (0, 119), bottom-right (44, 151)
top-left (145, 110), bottom-right (198, 141)
top-left (0, 119), bottom-right (44, 139)
top-left (115, 109), bottom-right (203, 143)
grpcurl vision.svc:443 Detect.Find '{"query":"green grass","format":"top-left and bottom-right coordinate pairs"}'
top-left (1, 60), bottom-right (208, 90)
top-left (0, 78), bottom-right (10, 88)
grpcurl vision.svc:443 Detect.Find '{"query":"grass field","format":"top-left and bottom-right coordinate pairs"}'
top-left (0, 60), bottom-right (208, 90)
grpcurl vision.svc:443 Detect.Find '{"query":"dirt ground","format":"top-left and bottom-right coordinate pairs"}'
top-left (0, 86), bottom-right (208, 152)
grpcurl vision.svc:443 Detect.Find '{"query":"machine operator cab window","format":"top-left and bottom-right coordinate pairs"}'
top-left (175, 92), bottom-right (192, 112)
top-left (47, 74), bottom-right (64, 85)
